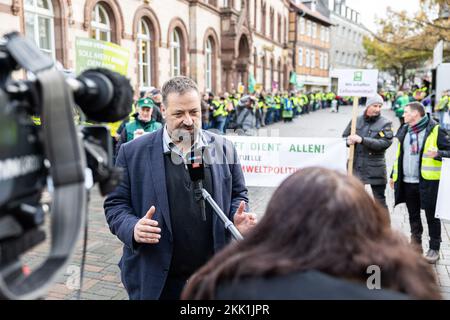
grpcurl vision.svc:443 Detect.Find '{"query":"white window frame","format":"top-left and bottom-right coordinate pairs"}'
top-left (299, 17), bottom-right (305, 35)
top-left (312, 22), bottom-right (317, 39)
top-left (324, 53), bottom-right (328, 69)
top-left (319, 52), bottom-right (323, 69)
top-left (298, 47), bottom-right (303, 66)
top-left (305, 49), bottom-right (310, 67)
top-left (205, 38), bottom-right (213, 91)
top-left (171, 29), bottom-right (182, 77)
top-left (311, 50), bottom-right (315, 68)
top-left (91, 3), bottom-right (111, 42)
top-left (306, 21), bottom-right (312, 37)
top-left (320, 26), bottom-right (325, 42)
top-left (24, 0), bottom-right (55, 59)
top-left (138, 19), bottom-right (152, 91)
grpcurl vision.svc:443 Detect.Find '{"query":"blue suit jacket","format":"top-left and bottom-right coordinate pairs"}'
top-left (103, 128), bottom-right (249, 299)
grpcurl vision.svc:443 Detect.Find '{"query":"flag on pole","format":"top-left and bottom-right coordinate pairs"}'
top-left (289, 72), bottom-right (297, 85)
top-left (248, 73), bottom-right (256, 93)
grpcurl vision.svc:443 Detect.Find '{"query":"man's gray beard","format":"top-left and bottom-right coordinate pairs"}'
top-left (171, 126), bottom-right (200, 149)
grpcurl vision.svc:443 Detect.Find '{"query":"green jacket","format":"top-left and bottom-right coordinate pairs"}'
top-left (125, 118), bottom-right (162, 142)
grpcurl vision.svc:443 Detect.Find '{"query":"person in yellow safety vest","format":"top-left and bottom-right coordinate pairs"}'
top-left (308, 92), bottom-right (315, 112)
top-left (299, 92), bottom-right (309, 114)
top-left (315, 92), bottom-right (322, 110)
top-left (32, 116), bottom-right (41, 125)
top-left (413, 87), bottom-right (426, 102)
top-left (390, 102), bottom-right (450, 263)
top-left (326, 92), bottom-right (336, 109)
top-left (223, 92), bottom-right (235, 131)
top-left (435, 90), bottom-right (450, 131)
top-left (256, 94), bottom-right (265, 128)
top-left (264, 92), bottom-right (275, 125)
top-left (292, 94), bottom-right (301, 116)
top-left (273, 93), bottom-right (282, 122)
top-left (212, 95), bottom-right (228, 134)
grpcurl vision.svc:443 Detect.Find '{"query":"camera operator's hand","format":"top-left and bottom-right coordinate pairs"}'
top-left (134, 206), bottom-right (161, 244)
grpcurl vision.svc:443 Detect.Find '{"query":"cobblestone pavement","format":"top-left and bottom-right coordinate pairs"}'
top-left (22, 105), bottom-right (450, 299)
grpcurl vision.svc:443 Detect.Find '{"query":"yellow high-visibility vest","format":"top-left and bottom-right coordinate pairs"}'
top-left (392, 125), bottom-right (442, 182)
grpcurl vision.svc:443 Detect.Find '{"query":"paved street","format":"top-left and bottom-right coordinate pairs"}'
top-left (23, 105), bottom-right (450, 300)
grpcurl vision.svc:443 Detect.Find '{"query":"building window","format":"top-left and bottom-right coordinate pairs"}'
top-left (320, 26), bottom-right (325, 42)
top-left (253, 49), bottom-right (258, 81)
top-left (312, 22), bottom-right (317, 39)
top-left (270, 8), bottom-right (274, 39)
top-left (319, 52), bottom-right (323, 69)
top-left (299, 17), bottom-right (305, 35)
top-left (324, 53), bottom-right (328, 69)
top-left (91, 3), bottom-right (111, 42)
top-left (261, 2), bottom-right (266, 34)
top-left (278, 14), bottom-right (282, 42)
top-left (254, 0), bottom-right (257, 29)
top-left (341, 26), bottom-right (345, 36)
top-left (311, 50), bottom-right (315, 68)
top-left (326, 29), bottom-right (330, 42)
top-left (298, 47), bottom-right (303, 66)
top-left (270, 59), bottom-right (274, 89)
top-left (341, 52), bottom-right (345, 63)
top-left (24, 0), bottom-right (55, 58)
top-left (171, 29), bottom-right (182, 77)
top-left (305, 49), bottom-right (310, 67)
top-left (205, 38), bottom-right (213, 91)
top-left (261, 55), bottom-right (266, 89)
top-left (306, 21), bottom-right (312, 37)
top-left (138, 19), bottom-right (152, 90)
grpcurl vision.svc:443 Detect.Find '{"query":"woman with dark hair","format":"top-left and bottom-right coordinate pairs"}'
top-left (181, 167), bottom-right (441, 300)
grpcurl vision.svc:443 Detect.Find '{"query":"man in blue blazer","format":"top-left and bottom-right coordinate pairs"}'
top-left (104, 76), bottom-right (256, 300)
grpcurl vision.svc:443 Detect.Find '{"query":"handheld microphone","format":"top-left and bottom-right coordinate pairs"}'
top-left (186, 149), bottom-right (206, 221)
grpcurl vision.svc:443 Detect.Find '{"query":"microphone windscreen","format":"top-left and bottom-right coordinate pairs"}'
top-left (80, 68), bottom-right (133, 123)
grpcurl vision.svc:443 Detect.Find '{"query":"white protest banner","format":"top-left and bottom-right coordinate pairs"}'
top-left (435, 158), bottom-right (450, 222)
top-left (226, 136), bottom-right (347, 187)
top-left (336, 69), bottom-right (379, 97)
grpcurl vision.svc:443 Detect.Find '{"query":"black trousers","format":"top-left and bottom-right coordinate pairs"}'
top-left (404, 183), bottom-right (441, 250)
top-left (371, 184), bottom-right (387, 208)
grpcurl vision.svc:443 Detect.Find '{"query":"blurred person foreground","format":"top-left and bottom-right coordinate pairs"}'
top-left (182, 167), bottom-right (442, 300)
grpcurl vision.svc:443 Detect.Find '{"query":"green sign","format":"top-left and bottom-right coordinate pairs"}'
top-left (75, 37), bottom-right (130, 75)
top-left (353, 71), bottom-right (362, 81)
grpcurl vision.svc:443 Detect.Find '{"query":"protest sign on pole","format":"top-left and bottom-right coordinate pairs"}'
top-left (75, 37), bottom-right (130, 76)
top-left (435, 158), bottom-right (450, 222)
top-left (226, 136), bottom-right (347, 187)
top-left (75, 37), bottom-right (130, 135)
top-left (336, 69), bottom-right (379, 175)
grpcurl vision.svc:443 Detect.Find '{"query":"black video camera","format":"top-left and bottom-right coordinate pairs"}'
top-left (0, 32), bottom-right (132, 299)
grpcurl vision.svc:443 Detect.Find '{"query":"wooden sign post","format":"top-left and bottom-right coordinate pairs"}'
top-left (347, 97), bottom-right (359, 175)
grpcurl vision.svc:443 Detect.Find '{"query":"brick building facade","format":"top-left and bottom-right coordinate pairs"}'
top-left (289, 1), bottom-right (332, 92)
top-left (0, 0), bottom-right (293, 95)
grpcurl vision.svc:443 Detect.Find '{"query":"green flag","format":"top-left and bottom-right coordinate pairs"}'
top-left (289, 72), bottom-right (297, 85)
top-left (248, 73), bottom-right (256, 93)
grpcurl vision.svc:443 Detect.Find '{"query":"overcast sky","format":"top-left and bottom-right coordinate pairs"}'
top-left (344, 0), bottom-right (422, 32)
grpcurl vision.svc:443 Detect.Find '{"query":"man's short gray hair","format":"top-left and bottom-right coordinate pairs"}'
top-left (161, 76), bottom-right (199, 106)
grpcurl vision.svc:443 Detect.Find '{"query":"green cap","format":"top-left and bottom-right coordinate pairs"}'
top-left (137, 98), bottom-right (155, 108)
